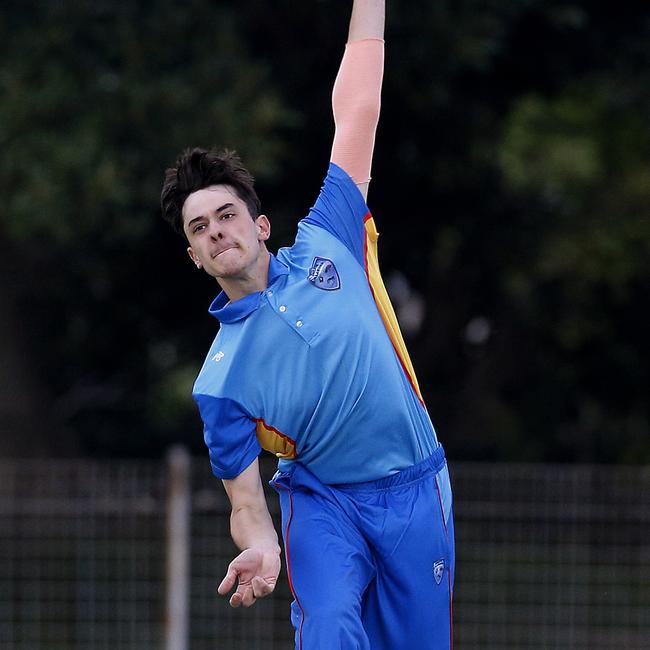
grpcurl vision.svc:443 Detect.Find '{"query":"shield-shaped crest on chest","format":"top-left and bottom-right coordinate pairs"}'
top-left (308, 256), bottom-right (341, 291)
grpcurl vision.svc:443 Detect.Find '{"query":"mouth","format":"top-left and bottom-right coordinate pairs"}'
top-left (212, 245), bottom-right (237, 259)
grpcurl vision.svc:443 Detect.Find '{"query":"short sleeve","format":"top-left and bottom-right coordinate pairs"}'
top-left (193, 393), bottom-right (261, 479)
top-left (301, 162), bottom-right (371, 267)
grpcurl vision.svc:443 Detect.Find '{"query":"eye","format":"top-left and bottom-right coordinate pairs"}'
top-left (192, 223), bottom-right (207, 234)
top-left (220, 212), bottom-right (235, 221)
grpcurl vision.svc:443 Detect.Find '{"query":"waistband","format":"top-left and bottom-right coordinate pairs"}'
top-left (332, 444), bottom-right (447, 492)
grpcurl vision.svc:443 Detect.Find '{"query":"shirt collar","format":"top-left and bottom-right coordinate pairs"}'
top-left (208, 253), bottom-right (289, 323)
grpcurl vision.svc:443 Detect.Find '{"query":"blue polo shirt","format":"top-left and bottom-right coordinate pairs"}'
top-left (193, 162), bottom-right (438, 484)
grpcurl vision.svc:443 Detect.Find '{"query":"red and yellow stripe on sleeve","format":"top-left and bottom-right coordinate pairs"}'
top-left (363, 214), bottom-right (425, 406)
top-left (255, 418), bottom-right (297, 459)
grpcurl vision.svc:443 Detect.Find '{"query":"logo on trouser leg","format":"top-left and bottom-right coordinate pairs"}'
top-left (433, 559), bottom-right (445, 585)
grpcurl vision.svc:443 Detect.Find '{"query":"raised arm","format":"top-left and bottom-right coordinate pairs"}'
top-left (331, 0), bottom-right (386, 199)
top-left (217, 458), bottom-right (281, 608)
top-left (347, 0), bottom-right (385, 41)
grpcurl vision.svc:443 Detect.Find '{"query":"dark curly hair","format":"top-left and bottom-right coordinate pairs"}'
top-left (161, 148), bottom-right (261, 235)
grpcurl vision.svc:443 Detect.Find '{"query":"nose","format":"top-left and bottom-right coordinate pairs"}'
top-left (208, 221), bottom-right (224, 240)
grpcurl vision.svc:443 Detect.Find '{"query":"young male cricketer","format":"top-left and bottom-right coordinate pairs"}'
top-left (161, 1), bottom-right (454, 647)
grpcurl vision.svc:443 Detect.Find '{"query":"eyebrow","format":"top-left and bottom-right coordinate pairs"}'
top-left (187, 202), bottom-right (235, 229)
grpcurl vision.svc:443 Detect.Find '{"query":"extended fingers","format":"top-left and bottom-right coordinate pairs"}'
top-left (229, 577), bottom-right (274, 608)
top-left (229, 588), bottom-right (245, 608)
top-left (217, 567), bottom-right (238, 595)
top-left (252, 576), bottom-right (274, 598)
top-left (230, 584), bottom-right (254, 608)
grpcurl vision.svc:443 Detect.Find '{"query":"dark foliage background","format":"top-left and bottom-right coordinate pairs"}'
top-left (1, 0), bottom-right (648, 463)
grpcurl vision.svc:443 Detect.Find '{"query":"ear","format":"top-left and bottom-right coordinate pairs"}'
top-left (187, 246), bottom-right (202, 269)
top-left (256, 214), bottom-right (271, 242)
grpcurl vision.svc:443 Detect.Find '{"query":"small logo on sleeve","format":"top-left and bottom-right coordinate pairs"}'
top-left (308, 256), bottom-right (341, 291)
top-left (433, 559), bottom-right (445, 585)
top-left (211, 351), bottom-right (225, 362)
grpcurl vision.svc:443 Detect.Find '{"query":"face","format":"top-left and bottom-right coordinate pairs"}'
top-left (182, 185), bottom-right (270, 287)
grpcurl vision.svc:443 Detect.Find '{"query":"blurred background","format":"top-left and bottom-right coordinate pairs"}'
top-left (1, 0), bottom-right (649, 648)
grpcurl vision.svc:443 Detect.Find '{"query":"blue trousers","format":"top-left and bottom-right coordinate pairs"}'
top-left (271, 445), bottom-right (455, 649)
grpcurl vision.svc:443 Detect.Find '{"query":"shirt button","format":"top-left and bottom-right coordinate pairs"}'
top-left (296, 320), bottom-right (303, 328)
top-left (267, 290), bottom-right (273, 297)
top-left (279, 305), bottom-right (286, 312)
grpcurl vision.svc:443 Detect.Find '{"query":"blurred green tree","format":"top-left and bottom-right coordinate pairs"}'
top-left (0, 0), bottom-right (296, 454)
top-left (1, 0), bottom-right (648, 462)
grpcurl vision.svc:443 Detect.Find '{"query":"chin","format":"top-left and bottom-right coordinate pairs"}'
top-left (214, 264), bottom-right (247, 280)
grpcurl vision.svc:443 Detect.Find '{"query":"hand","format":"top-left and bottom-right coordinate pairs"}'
top-left (217, 547), bottom-right (281, 608)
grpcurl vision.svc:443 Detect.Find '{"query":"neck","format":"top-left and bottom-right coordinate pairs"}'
top-left (219, 248), bottom-right (271, 302)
